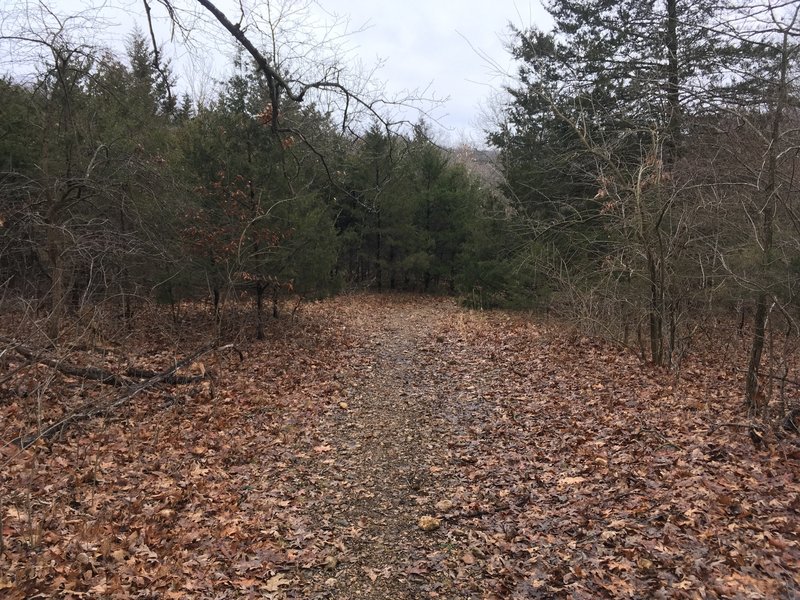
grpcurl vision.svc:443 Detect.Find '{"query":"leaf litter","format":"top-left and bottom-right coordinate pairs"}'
top-left (0, 294), bottom-right (798, 598)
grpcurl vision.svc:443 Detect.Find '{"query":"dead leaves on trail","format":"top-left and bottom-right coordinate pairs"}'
top-left (410, 308), bottom-right (800, 599)
top-left (0, 294), bottom-right (798, 598)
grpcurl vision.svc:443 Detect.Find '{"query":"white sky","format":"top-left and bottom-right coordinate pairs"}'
top-left (1, 0), bottom-right (552, 145)
top-left (307, 1), bottom-right (552, 144)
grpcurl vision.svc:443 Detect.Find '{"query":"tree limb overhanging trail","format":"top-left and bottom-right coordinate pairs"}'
top-left (186, 0), bottom-right (380, 132)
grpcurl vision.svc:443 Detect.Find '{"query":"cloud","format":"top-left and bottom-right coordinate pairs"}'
top-left (312, 0), bottom-right (550, 143)
top-left (6, 0), bottom-right (549, 144)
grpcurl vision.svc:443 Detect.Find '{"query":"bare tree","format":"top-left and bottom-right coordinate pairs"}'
top-left (145, 0), bottom-right (427, 145)
top-left (717, 1), bottom-right (800, 411)
top-left (1, 7), bottom-right (182, 342)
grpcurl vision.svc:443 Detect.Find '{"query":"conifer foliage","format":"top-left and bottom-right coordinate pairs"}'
top-left (494, 0), bottom-right (800, 395)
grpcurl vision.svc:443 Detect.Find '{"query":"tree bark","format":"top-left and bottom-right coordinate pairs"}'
top-left (256, 282), bottom-right (265, 340)
top-left (45, 222), bottom-right (71, 342)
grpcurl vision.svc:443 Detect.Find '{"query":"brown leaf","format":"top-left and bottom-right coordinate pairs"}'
top-left (264, 573), bottom-right (290, 592)
top-left (418, 515), bottom-right (441, 531)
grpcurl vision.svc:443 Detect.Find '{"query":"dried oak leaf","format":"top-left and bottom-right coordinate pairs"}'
top-left (265, 573), bottom-right (290, 591)
top-left (418, 515), bottom-right (441, 531)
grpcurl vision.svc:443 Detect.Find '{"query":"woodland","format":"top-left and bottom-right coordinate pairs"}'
top-left (0, 0), bottom-right (799, 598)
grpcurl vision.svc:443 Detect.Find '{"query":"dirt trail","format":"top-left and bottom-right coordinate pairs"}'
top-left (275, 297), bottom-right (800, 599)
top-left (294, 299), bottom-right (478, 598)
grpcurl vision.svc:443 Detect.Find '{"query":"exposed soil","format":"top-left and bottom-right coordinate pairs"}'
top-left (291, 297), bottom-right (485, 598)
top-left (1, 294), bottom-right (798, 598)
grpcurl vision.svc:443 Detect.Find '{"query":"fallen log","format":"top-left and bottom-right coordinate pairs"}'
top-left (0, 337), bottom-right (214, 387)
top-left (6, 343), bottom-right (239, 450)
top-left (0, 338), bottom-right (134, 386)
top-left (124, 367), bottom-right (208, 385)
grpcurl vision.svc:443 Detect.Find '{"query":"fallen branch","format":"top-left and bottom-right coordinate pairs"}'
top-left (783, 409), bottom-right (799, 433)
top-left (124, 367), bottom-right (208, 385)
top-left (709, 422), bottom-right (761, 431)
top-left (441, 494), bottom-right (533, 524)
top-left (732, 367), bottom-right (800, 388)
top-left (708, 422), bottom-right (768, 449)
top-left (5, 343), bottom-right (239, 452)
top-left (0, 337), bottom-right (215, 387)
top-left (0, 337), bottom-right (133, 386)
top-left (0, 358), bottom-right (34, 387)
top-left (636, 417), bottom-right (686, 451)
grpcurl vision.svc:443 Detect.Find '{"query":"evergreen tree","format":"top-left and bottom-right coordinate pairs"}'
top-left (493, 0), bottom-right (765, 364)
top-left (337, 123), bottom-right (400, 288)
top-left (181, 57), bottom-right (340, 336)
top-left (0, 32), bottom-right (183, 337)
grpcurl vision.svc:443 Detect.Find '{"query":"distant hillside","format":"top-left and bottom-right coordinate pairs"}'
top-left (449, 145), bottom-right (503, 188)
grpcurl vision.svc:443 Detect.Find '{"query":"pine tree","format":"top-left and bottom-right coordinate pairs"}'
top-left (494, 0), bottom-right (765, 365)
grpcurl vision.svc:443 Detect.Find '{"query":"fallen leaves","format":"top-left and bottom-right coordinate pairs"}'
top-left (434, 499), bottom-right (454, 512)
top-left (0, 300), bottom-right (357, 599)
top-left (361, 566), bottom-right (379, 582)
top-left (557, 476), bottom-right (587, 487)
top-left (417, 515), bottom-right (441, 532)
top-left (0, 295), bottom-right (798, 599)
top-left (264, 573), bottom-right (290, 592)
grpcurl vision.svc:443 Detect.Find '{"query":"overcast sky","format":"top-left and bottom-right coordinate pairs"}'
top-left (2, 0), bottom-right (552, 145)
top-left (305, 1), bottom-right (552, 144)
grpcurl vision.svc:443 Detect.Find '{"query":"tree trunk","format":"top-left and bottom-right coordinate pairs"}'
top-left (389, 246), bottom-right (396, 290)
top-left (375, 211), bottom-right (382, 290)
top-left (746, 295), bottom-right (769, 409)
top-left (745, 28), bottom-right (788, 409)
top-left (255, 282), bottom-right (265, 340)
top-left (119, 206), bottom-right (133, 327)
top-left (45, 225), bottom-right (70, 342)
top-left (664, 0), bottom-right (681, 163)
top-left (646, 248), bottom-right (663, 366)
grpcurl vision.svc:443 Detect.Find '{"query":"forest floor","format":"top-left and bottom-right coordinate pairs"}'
top-left (1, 294), bottom-right (799, 599)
